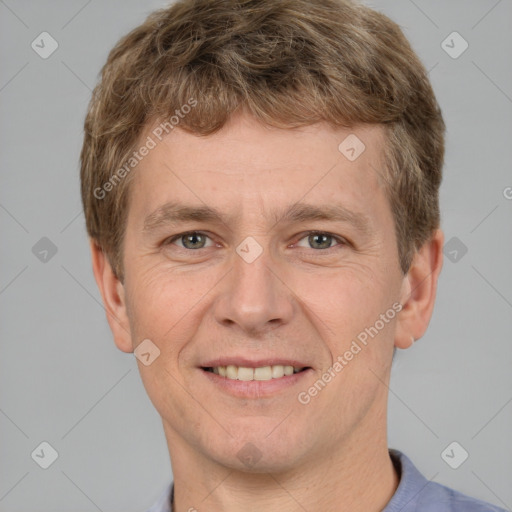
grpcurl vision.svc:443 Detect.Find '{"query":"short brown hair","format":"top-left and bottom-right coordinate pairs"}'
top-left (80, 0), bottom-right (445, 280)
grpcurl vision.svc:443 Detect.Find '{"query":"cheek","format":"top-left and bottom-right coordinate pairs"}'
top-left (124, 262), bottom-right (219, 348)
top-left (292, 262), bottom-right (388, 330)
top-left (291, 261), bottom-right (398, 388)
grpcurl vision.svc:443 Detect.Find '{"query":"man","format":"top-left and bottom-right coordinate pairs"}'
top-left (80, 0), bottom-right (506, 510)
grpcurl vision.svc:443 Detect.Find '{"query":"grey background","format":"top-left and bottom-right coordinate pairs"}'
top-left (0, 0), bottom-right (511, 510)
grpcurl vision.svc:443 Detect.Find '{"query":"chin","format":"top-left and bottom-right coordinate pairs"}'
top-left (204, 424), bottom-right (311, 474)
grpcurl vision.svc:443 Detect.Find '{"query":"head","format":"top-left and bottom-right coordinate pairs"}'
top-left (82, 0), bottom-right (445, 473)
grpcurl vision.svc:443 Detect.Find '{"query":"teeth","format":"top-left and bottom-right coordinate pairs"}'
top-left (254, 366), bottom-right (272, 380)
top-left (208, 364), bottom-right (304, 381)
top-left (226, 365), bottom-right (238, 379)
top-left (271, 365), bottom-right (284, 378)
top-left (237, 367), bottom-right (254, 381)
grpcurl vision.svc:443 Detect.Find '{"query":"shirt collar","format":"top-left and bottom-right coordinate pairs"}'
top-left (151, 449), bottom-right (427, 512)
top-left (383, 449), bottom-right (431, 511)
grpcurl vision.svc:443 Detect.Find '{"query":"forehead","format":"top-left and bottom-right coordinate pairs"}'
top-left (129, 113), bottom-right (389, 229)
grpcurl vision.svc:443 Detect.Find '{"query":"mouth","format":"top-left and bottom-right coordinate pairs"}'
top-left (201, 364), bottom-right (310, 381)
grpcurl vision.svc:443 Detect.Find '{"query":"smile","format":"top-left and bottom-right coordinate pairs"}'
top-left (203, 365), bottom-right (308, 381)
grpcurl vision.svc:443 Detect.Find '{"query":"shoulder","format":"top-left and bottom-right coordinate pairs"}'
top-left (415, 479), bottom-right (507, 511)
top-left (385, 449), bottom-right (507, 512)
top-left (145, 482), bottom-right (173, 512)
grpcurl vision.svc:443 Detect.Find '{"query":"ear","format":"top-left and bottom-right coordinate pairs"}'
top-left (395, 229), bottom-right (444, 349)
top-left (89, 239), bottom-right (133, 353)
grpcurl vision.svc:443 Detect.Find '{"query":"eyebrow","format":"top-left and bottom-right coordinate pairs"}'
top-left (142, 201), bottom-right (372, 236)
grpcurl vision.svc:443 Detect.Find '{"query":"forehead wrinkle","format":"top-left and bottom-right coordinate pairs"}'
top-left (142, 200), bottom-right (373, 237)
top-left (142, 202), bottom-right (228, 232)
top-left (272, 202), bottom-right (373, 237)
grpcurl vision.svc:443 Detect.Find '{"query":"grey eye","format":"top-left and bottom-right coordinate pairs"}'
top-left (309, 233), bottom-right (333, 249)
top-left (296, 232), bottom-right (339, 250)
top-left (175, 232), bottom-right (211, 249)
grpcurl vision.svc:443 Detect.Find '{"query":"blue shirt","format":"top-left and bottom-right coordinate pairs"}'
top-left (146, 449), bottom-right (507, 511)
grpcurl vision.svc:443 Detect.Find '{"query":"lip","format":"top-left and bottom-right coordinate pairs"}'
top-left (199, 366), bottom-right (313, 399)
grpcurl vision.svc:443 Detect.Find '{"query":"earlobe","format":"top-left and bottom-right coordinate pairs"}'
top-left (394, 229), bottom-right (444, 350)
top-left (89, 239), bottom-right (133, 353)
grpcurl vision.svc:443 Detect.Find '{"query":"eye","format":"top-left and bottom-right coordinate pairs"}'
top-left (295, 231), bottom-right (346, 250)
top-left (166, 231), bottom-right (214, 250)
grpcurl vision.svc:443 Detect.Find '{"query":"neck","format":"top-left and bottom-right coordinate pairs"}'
top-left (164, 406), bottom-right (399, 512)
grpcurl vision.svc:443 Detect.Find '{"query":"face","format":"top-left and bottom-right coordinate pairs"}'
top-left (106, 112), bottom-right (425, 473)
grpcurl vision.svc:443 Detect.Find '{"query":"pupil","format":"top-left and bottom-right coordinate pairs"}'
top-left (311, 233), bottom-right (331, 249)
top-left (185, 233), bottom-right (204, 249)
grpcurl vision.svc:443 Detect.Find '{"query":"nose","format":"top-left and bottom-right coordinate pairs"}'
top-left (213, 245), bottom-right (294, 336)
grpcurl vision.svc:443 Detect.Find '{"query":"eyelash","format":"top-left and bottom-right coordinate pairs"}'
top-left (164, 231), bottom-right (348, 252)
